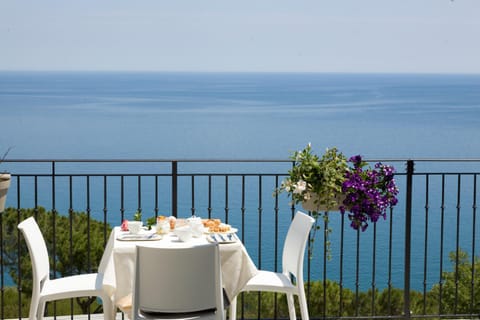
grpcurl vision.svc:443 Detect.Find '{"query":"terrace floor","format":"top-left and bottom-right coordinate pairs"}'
top-left (32, 314), bottom-right (472, 320)
top-left (11, 311), bottom-right (472, 320)
top-left (8, 313), bottom-right (126, 320)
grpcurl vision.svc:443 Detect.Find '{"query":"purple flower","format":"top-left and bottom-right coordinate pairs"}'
top-left (342, 156), bottom-right (399, 231)
top-left (349, 155), bottom-right (363, 167)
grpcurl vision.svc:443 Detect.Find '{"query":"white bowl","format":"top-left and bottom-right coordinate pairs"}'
top-left (174, 225), bottom-right (192, 242)
top-left (128, 221), bottom-right (143, 234)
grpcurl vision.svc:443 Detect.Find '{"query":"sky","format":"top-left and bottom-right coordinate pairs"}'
top-left (1, 0), bottom-right (479, 74)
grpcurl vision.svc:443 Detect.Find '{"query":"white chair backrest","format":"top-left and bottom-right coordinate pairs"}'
top-left (133, 244), bottom-right (223, 316)
top-left (17, 217), bottom-right (51, 286)
top-left (282, 211), bottom-right (315, 279)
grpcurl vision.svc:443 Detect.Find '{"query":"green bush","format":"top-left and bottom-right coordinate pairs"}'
top-left (232, 249), bottom-right (479, 319)
top-left (1, 207), bottom-right (111, 318)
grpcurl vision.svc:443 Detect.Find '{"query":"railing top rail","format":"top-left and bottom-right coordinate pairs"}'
top-left (5, 158), bottom-right (480, 163)
top-left (5, 159), bottom-right (291, 163)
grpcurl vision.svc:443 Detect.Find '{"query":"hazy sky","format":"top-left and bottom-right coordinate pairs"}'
top-left (1, 0), bottom-right (479, 73)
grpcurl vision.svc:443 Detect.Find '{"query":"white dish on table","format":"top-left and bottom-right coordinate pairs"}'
top-left (117, 231), bottom-right (161, 241)
top-left (207, 232), bottom-right (238, 243)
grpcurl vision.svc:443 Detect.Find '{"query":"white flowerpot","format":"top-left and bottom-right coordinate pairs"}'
top-left (0, 173), bottom-right (11, 212)
top-left (302, 192), bottom-right (345, 212)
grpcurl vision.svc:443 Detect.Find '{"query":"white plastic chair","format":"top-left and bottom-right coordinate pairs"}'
top-left (17, 216), bottom-right (114, 320)
top-left (229, 211), bottom-right (315, 320)
top-left (132, 244), bottom-right (225, 320)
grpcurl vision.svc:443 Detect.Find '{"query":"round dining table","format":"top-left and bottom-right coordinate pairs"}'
top-left (99, 226), bottom-right (258, 318)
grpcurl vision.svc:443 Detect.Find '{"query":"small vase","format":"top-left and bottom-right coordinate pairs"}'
top-left (0, 173), bottom-right (11, 213)
top-left (302, 192), bottom-right (345, 212)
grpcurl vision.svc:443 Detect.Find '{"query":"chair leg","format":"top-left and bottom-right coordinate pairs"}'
top-left (286, 293), bottom-right (296, 320)
top-left (28, 299), bottom-right (39, 320)
top-left (229, 296), bottom-right (237, 320)
top-left (101, 295), bottom-right (115, 320)
top-left (37, 299), bottom-right (47, 320)
top-left (297, 290), bottom-right (309, 320)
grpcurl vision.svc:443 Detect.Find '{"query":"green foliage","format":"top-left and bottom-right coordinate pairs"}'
top-left (1, 207), bottom-right (111, 316)
top-left (1, 287), bottom-right (103, 318)
top-left (232, 251), bottom-right (479, 319)
top-left (377, 287), bottom-right (404, 315)
top-left (429, 250), bottom-right (480, 314)
top-left (308, 280), bottom-right (355, 316)
top-left (2, 287), bottom-right (30, 317)
top-left (278, 144), bottom-right (348, 211)
top-left (146, 216), bottom-right (156, 230)
top-left (133, 210), bottom-right (142, 221)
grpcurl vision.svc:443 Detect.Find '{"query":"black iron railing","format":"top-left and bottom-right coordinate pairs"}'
top-left (0, 158), bottom-right (479, 319)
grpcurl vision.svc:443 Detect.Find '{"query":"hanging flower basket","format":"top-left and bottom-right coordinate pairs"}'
top-left (301, 192), bottom-right (346, 213)
top-left (0, 173), bottom-right (11, 212)
top-left (276, 143), bottom-right (399, 231)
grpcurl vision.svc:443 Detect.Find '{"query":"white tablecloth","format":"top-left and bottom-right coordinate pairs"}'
top-left (99, 227), bottom-right (258, 316)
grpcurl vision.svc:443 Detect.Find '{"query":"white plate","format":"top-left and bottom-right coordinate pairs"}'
top-left (207, 233), bottom-right (237, 244)
top-left (117, 232), bottom-right (162, 241)
top-left (204, 227), bottom-right (238, 235)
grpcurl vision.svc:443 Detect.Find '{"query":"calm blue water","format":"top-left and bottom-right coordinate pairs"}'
top-left (2, 72), bottom-right (480, 160)
top-left (1, 71), bottom-right (480, 291)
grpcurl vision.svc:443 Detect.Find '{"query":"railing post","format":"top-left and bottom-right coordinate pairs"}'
top-left (404, 160), bottom-right (414, 319)
top-left (172, 161), bottom-right (178, 218)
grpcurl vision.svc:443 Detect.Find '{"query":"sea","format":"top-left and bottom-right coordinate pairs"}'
top-left (1, 71), bottom-right (480, 292)
top-left (2, 71), bottom-right (480, 160)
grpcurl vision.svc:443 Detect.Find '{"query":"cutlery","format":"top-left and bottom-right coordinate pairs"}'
top-left (218, 234), bottom-right (226, 242)
top-left (210, 234), bottom-right (218, 242)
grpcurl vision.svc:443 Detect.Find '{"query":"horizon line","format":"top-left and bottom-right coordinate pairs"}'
top-left (1, 69), bottom-right (480, 76)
